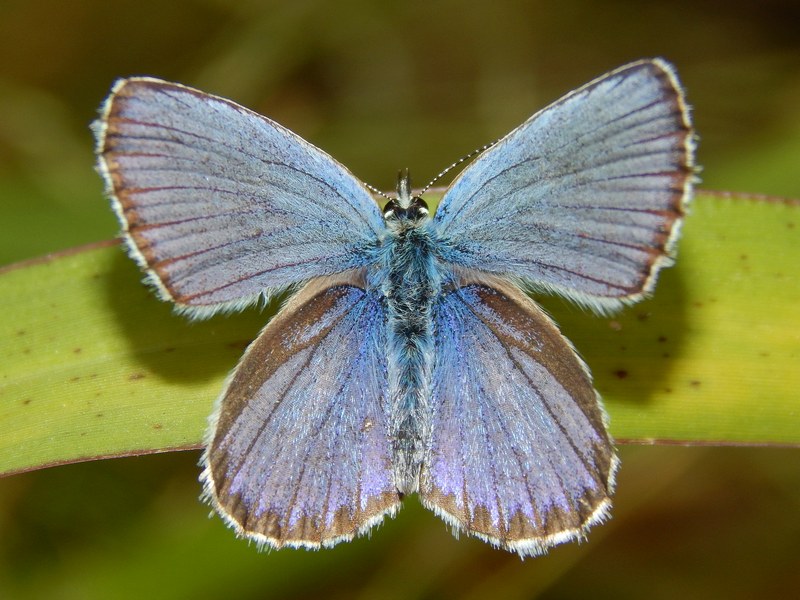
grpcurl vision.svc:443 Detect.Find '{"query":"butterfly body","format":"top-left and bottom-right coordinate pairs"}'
top-left (376, 177), bottom-right (445, 493)
top-left (94, 58), bottom-right (695, 556)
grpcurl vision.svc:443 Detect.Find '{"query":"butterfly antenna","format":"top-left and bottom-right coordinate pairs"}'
top-left (364, 181), bottom-right (392, 201)
top-left (419, 139), bottom-right (499, 195)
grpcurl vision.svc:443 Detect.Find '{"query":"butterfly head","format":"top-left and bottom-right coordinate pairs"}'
top-left (383, 169), bottom-right (429, 225)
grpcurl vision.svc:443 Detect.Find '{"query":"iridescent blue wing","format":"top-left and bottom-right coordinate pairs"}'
top-left (94, 78), bottom-right (384, 317)
top-left (432, 59), bottom-right (695, 312)
top-left (201, 272), bottom-right (400, 548)
top-left (420, 274), bottom-right (617, 557)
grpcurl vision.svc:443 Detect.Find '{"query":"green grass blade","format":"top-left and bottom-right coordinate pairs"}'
top-left (555, 192), bottom-right (800, 446)
top-left (0, 243), bottom-right (267, 476)
top-left (1, 192), bottom-right (798, 477)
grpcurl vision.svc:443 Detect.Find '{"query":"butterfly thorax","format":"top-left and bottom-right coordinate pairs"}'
top-left (378, 179), bottom-right (443, 494)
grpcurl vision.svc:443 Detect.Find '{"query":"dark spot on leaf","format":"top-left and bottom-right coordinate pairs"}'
top-left (69, 376), bottom-right (81, 382)
top-left (73, 347), bottom-right (82, 354)
top-left (614, 369), bottom-right (628, 379)
top-left (657, 335), bottom-right (668, 343)
top-left (16, 329), bottom-right (25, 336)
top-left (690, 380), bottom-right (701, 387)
top-left (637, 312), bottom-right (650, 321)
top-left (96, 412), bottom-right (104, 417)
top-left (22, 398), bottom-right (32, 405)
top-left (153, 423), bottom-right (163, 430)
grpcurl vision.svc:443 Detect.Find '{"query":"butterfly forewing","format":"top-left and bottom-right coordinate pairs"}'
top-left (433, 59), bottom-right (694, 312)
top-left (202, 272), bottom-right (400, 548)
top-left (420, 275), bottom-right (617, 556)
top-left (94, 78), bottom-right (384, 316)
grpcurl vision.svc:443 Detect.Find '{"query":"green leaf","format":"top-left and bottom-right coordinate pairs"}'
top-left (1, 192), bottom-right (798, 477)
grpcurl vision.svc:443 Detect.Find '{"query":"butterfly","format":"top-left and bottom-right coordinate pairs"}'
top-left (93, 58), bottom-right (695, 557)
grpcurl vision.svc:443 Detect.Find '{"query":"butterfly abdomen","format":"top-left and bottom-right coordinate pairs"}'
top-left (379, 219), bottom-right (442, 494)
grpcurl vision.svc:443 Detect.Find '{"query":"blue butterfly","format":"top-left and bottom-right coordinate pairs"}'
top-left (94, 58), bottom-right (695, 557)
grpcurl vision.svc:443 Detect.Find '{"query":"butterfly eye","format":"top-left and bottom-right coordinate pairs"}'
top-left (383, 199), bottom-right (400, 219)
top-left (383, 197), bottom-right (429, 221)
top-left (409, 197), bottom-right (429, 220)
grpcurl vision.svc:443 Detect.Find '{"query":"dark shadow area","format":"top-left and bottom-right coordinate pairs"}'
top-left (104, 248), bottom-right (278, 384)
top-left (541, 260), bottom-right (690, 409)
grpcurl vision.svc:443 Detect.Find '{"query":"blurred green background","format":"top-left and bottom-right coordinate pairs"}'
top-left (1, 0), bottom-right (799, 598)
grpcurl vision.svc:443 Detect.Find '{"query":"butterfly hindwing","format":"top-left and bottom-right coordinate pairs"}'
top-left (94, 78), bottom-right (384, 316)
top-left (433, 59), bottom-right (694, 311)
top-left (420, 274), bottom-right (617, 556)
top-left (202, 271), bottom-right (400, 548)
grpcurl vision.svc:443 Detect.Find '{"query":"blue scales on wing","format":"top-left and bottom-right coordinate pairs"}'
top-left (420, 275), bottom-right (617, 556)
top-left (432, 59), bottom-right (695, 313)
top-left (95, 78), bottom-right (385, 317)
top-left (201, 272), bottom-right (401, 548)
